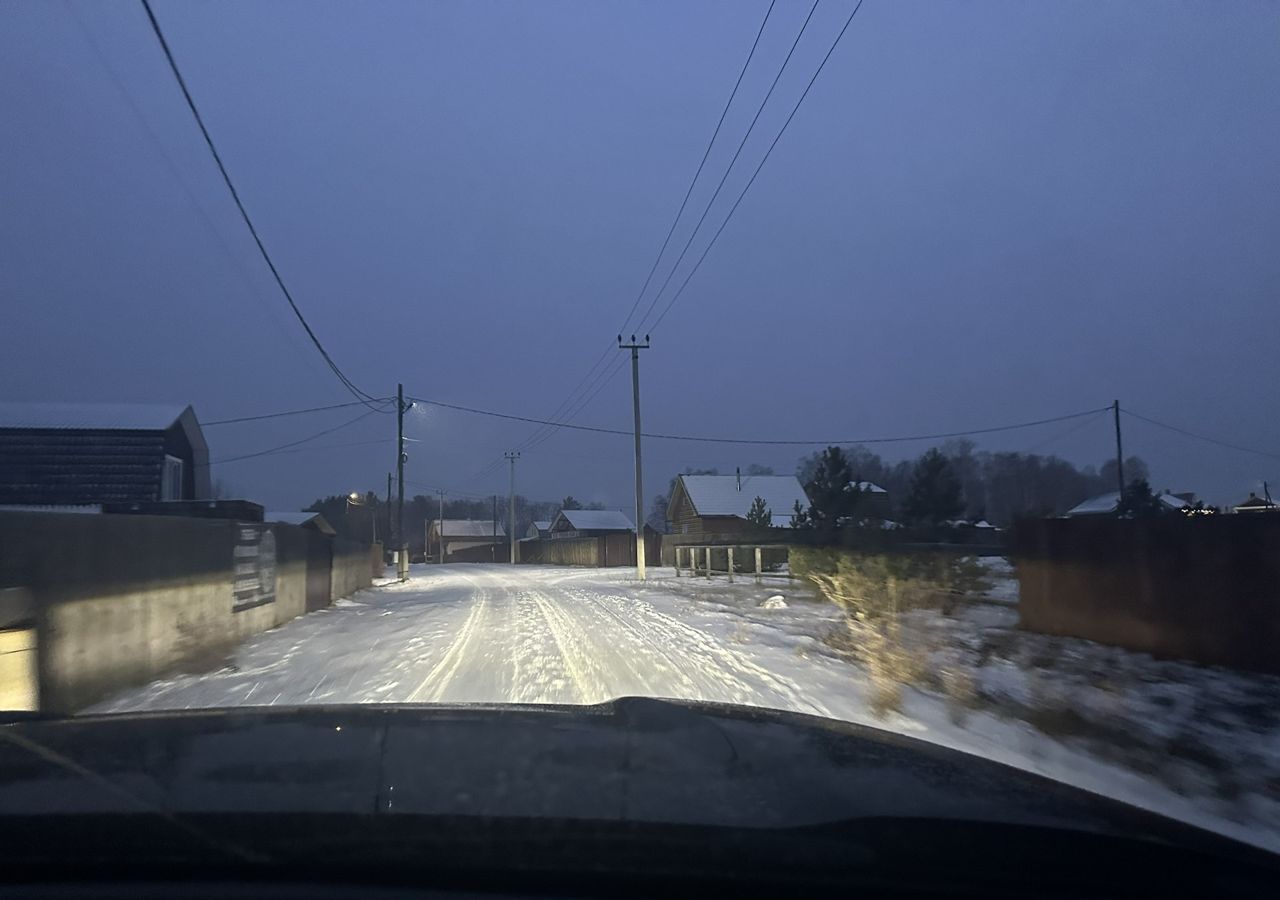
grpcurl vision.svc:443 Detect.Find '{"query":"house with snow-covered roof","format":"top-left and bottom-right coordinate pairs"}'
top-left (548, 508), bottom-right (635, 538)
top-left (666, 473), bottom-right (810, 534)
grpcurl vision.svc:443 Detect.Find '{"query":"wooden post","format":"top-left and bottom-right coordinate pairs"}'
top-left (674, 546), bottom-right (682, 576)
top-left (755, 547), bottom-right (762, 584)
top-left (727, 547), bottom-right (735, 583)
top-left (705, 546), bottom-right (712, 579)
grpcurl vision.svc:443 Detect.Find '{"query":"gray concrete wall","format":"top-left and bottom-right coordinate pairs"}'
top-left (0, 511), bottom-right (371, 713)
top-left (330, 537), bottom-right (374, 601)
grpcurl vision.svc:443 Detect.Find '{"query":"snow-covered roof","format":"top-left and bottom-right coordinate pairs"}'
top-left (532, 520), bottom-right (552, 532)
top-left (436, 519), bottom-right (505, 538)
top-left (554, 509), bottom-right (634, 531)
top-left (678, 474), bottom-right (809, 520)
top-left (0, 402), bottom-right (191, 431)
top-left (854, 481), bottom-right (887, 493)
top-left (1065, 492), bottom-right (1189, 516)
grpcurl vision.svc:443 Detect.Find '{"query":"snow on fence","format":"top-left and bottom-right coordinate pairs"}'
top-left (673, 544), bottom-right (792, 583)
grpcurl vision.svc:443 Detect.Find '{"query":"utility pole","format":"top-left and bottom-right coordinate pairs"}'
top-left (618, 334), bottom-right (650, 580)
top-left (436, 489), bottom-right (445, 564)
top-left (505, 452), bottom-right (520, 564)
top-left (1112, 399), bottom-right (1125, 498)
top-left (396, 383), bottom-right (414, 582)
top-left (492, 495), bottom-right (498, 563)
top-left (385, 473), bottom-right (392, 562)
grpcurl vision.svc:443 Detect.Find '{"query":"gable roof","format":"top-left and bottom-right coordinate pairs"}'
top-left (675, 474), bottom-right (809, 520)
top-left (433, 519), bottom-right (505, 538)
top-left (532, 520), bottom-right (552, 532)
top-left (0, 402), bottom-right (192, 432)
top-left (1065, 491), bottom-right (1190, 516)
top-left (552, 509), bottom-right (634, 531)
top-left (268, 511), bottom-right (337, 535)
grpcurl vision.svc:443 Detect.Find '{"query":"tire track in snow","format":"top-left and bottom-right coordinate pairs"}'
top-left (591, 589), bottom-right (833, 717)
top-left (406, 576), bottom-right (490, 702)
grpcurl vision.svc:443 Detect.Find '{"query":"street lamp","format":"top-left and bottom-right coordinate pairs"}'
top-left (345, 492), bottom-right (376, 544)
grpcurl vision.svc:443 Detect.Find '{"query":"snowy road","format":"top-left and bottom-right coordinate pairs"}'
top-left (92, 563), bottom-right (1280, 852)
top-left (94, 564), bottom-right (845, 714)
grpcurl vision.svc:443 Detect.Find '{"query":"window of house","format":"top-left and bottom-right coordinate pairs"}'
top-left (162, 455), bottom-right (184, 501)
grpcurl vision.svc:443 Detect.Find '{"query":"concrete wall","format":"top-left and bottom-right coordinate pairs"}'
top-left (0, 511), bottom-right (372, 712)
top-left (330, 537), bottom-right (375, 601)
top-left (1015, 515), bottom-right (1280, 673)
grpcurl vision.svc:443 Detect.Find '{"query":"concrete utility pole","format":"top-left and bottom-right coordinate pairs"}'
top-left (1112, 399), bottom-right (1125, 497)
top-left (618, 334), bottom-right (650, 580)
top-left (386, 473), bottom-right (392, 563)
top-left (505, 451), bottom-right (520, 564)
top-left (436, 489), bottom-right (445, 563)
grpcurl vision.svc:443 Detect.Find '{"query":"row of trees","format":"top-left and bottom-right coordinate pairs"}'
top-left (794, 440), bottom-right (1150, 528)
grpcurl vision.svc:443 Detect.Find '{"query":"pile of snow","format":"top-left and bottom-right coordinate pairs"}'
top-left (760, 595), bottom-right (788, 610)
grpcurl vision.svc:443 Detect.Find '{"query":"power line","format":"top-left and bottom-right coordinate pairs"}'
top-left (647, 0), bottom-right (868, 334)
top-left (411, 395), bottom-right (1112, 446)
top-left (617, 0), bottom-right (778, 338)
top-left (1024, 409), bottom-right (1108, 454)
top-left (139, 0), bottom-right (386, 412)
top-left (204, 409), bottom-right (381, 465)
top-left (633, 0), bottom-right (822, 332)
top-left (211, 437), bottom-right (394, 465)
top-left (510, 1), bottom-right (781, 454)
top-left (204, 399), bottom-right (391, 426)
top-left (1121, 409), bottom-right (1280, 462)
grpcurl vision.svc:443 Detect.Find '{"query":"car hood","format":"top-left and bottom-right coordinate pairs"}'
top-left (0, 697), bottom-right (1233, 840)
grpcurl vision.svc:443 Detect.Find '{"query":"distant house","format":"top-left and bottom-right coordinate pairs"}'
top-left (525, 520), bottom-right (552, 540)
top-left (1233, 493), bottom-right (1279, 514)
top-left (426, 519), bottom-right (506, 562)
top-left (851, 481), bottom-right (892, 520)
top-left (0, 402), bottom-right (210, 508)
top-left (548, 508), bottom-right (635, 538)
top-left (666, 474), bottom-right (809, 534)
top-left (1065, 491), bottom-right (1190, 516)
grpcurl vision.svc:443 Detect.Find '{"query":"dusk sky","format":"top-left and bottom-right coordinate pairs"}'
top-left (3, 0), bottom-right (1277, 511)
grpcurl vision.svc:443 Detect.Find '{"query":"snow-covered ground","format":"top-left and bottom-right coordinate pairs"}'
top-left (92, 562), bottom-right (1280, 852)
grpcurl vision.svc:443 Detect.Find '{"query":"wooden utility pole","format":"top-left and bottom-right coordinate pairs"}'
top-left (505, 452), bottom-right (520, 564)
top-left (618, 335), bottom-right (650, 580)
top-left (1112, 399), bottom-right (1125, 497)
top-left (385, 472), bottom-right (392, 558)
top-left (396, 383), bottom-right (413, 581)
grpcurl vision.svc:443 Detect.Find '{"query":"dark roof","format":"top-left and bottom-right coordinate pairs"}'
top-left (0, 403), bottom-right (210, 506)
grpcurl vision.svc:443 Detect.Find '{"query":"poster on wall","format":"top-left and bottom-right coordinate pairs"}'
top-left (232, 525), bottom-right (277, 612)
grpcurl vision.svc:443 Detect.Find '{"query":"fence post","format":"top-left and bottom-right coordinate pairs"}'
top-left (727, 547), bottom-right (735, 583)
top-left (675, 546), bottom-right (682, 576)
top-left (755, 547), bottom-right (762, 584)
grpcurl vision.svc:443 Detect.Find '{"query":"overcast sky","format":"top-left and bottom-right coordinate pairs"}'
top-left (3, 0), bottom-right (1278, 511)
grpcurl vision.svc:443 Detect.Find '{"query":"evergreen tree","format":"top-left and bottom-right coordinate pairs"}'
top-left (746, 495), bottom-right (771, 527)
top-left (903, 448), bottom-right (965, 524)
top-left (802, 446), bottom-right (861, 537)
top-left (560, 496), bottom-right (582, 510)
top-left (1116, 478), bottom-right (1165, 517)
top-left (789, 499), bottom-right (812, 530)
